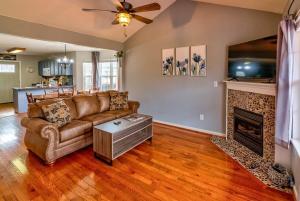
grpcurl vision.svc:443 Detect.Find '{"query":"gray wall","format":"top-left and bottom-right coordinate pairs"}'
top-left (17, 55), bottom-right (44, 87)
top-left (124, 0), bottom-right (281, 133)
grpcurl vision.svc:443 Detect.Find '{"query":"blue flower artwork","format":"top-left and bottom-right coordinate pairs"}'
top-left (162, 48), bottom-right (175, 76)
top-left (175, 47), bottom-right (190, 76)
top-left (190, 45), bottom-right (207, 76)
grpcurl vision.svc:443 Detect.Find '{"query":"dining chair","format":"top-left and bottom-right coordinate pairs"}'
top-left (26, 92), bottom-right (35, 103)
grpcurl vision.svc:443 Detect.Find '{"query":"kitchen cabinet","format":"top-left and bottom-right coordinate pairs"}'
top-left (38, 59), bottom-right (73, 77)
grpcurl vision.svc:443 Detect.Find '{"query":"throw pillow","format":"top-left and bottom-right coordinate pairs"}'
top-left (109, 91), bottom-right (129, 111)
top-left (42, 101), bottom-right (71, 128)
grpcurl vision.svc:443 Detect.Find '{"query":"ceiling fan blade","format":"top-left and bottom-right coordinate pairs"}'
top-left (131, 14), bottom-right (153, 24)
top-left (82, 8), bottom-right (117, 13)
top-left (112, 18), bottom-right (119, 25)
top-left (131, 3), bottom-right (161, 13)
top-left (110, 0), bottom-right (124, 11)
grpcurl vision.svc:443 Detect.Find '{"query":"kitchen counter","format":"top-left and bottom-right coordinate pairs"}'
top-left (13, 86), bottom-right (73, 91)
top-left (13, 86), bottom-right (73, 113)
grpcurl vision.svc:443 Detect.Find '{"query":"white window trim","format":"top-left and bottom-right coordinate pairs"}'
top-left (82, 62), bottom-right (93, 91)
top-left (82, 59), bottom-right (119, 91)
top-left (292, 139), bottom-right (300, 157)
top-left (99, 59), bottom-right (119, 91)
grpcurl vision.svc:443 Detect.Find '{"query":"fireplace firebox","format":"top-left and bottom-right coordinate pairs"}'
top-left (233, 107), bottom-right (263, 156)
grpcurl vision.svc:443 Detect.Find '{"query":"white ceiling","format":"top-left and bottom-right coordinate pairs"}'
top-left (193, 0), bottom-right (288, 14)
top-left (0, 33), bottom-right (107, 55)
top-left (0, 0), bottom-right (176, 43)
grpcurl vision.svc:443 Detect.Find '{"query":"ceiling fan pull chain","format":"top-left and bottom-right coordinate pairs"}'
top-left (123, 27), bottom-right (128, 37)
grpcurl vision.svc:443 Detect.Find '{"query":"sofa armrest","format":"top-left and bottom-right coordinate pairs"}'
top-left (21, 117), bottom-right (59, 141)
top-left (128, 100), bottom-right (140, 113)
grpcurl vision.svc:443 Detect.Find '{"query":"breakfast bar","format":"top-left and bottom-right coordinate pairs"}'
top-left (13, 86), bottom-right (73, 113)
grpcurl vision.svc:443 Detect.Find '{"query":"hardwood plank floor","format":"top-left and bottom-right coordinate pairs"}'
top-left (0, 114), bottom-right (293, 201)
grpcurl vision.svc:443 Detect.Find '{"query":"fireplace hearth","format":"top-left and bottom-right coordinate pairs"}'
top-left (233, 107), bottom-right (263, 156)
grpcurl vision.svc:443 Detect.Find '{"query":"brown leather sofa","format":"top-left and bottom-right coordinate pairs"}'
top-left (21, 92), bottom-right (140, 165)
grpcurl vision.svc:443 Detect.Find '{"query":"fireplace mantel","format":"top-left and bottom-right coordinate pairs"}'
top-left (224, 81), bottom-right (276, 96)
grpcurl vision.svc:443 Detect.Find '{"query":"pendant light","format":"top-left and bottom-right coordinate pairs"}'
top-left (57, 44), bottom-right (74, 65)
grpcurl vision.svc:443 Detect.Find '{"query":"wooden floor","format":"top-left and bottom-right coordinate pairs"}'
top-left (0, 114), bottom-right (293, 201)
top-left (0, 103), bottom-right (15, 118)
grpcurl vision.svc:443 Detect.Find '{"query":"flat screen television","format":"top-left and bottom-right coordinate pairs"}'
top-left (227, 35), bottom-right (277, 82)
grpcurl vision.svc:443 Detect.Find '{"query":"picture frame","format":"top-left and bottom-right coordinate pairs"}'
top-left (175, 47), bottom-right (189, 76)
top-left (190, 45), bottom-right (207, 77)
top-left (162, 48), bottom-right (175, 76)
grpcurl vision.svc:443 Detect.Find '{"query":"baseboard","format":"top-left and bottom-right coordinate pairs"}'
top-left (154, 120), bottom-right (225, 137)
top-left (294, 185), bottom-right (299, 201)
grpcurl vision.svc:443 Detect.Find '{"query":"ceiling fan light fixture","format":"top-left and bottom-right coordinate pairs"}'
top-left (117, 12), bottom-right (131, 27)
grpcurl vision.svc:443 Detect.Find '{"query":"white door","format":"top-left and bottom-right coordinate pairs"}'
top-left (0, 62), bottom-right (20, 103)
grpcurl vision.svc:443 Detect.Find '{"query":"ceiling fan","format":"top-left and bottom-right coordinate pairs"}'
top-left (82, 1), bottom-right (161, 29)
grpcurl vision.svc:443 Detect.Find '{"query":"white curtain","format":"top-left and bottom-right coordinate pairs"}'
top-left (275, 18), bottom-right (300, 147)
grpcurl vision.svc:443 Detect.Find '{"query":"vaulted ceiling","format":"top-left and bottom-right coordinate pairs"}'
top-left (0, 0), bottom-right (176, 43)
top-left (0, 0), bottom-right (288, 44)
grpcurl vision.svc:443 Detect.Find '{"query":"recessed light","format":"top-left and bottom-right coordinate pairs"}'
top-left (6, 47), bottom-right (26, 54)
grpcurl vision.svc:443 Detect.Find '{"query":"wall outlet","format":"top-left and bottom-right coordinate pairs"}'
top-left (213, 81), bottom-right (218, 88)
top-left (200, 114), bottom-right (205, 121)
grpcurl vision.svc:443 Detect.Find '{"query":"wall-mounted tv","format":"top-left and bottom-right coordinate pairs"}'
top-left (227, 35), bottom-right (277, 82)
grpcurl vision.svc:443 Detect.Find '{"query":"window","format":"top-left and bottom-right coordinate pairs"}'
top-left (82, 60), bottom-right (119, 91)
top-left (0, 64), bottom-right (15, 73)
top-left (83, 62), bottom-right (93, 91)
top-left (99, 60), bottom-right (118, 91)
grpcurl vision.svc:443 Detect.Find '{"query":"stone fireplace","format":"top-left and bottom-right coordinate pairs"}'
top-left (211, 81), bottom-right (292, 192)
top-left (226, 81), bottom-right (276, 162)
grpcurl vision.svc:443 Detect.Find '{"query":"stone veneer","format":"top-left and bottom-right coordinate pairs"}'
top-left (227, 89), bottom-right (276, 162)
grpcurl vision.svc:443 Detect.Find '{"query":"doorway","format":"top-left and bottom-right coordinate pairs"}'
top-left (0, 61), bottom-right (20, 103)
top-left (0, 61), bottom-right (19, 118)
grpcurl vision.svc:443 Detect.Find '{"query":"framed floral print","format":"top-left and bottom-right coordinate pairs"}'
top-left (175, 47), bottom-right (189, 76)
top-left (190, 45), bottom-right (207, 77)
top-left (162, 48), bottom-right (175, 76)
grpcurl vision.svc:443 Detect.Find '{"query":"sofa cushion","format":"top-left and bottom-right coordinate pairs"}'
top-left (72, 95), bottom-right (100, 119)
top-left (81, 113), bottom-right (116, 126)
top-left (103, 109), bottom-right (133, 119)
top-left (63, 98), bottom-right (78, 120)
top-left (109, 91), bottom-right (129, 111)
top-left (41, 101), bottom-right (72, 128)
top-left (96, 92), bottom-right (110, 112)
top-left (59, 120), bottom-right (92, 142)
